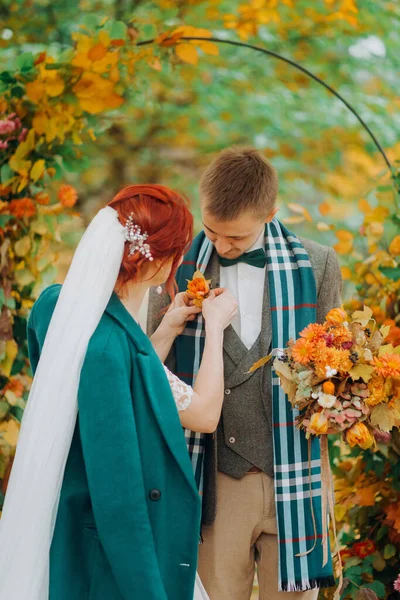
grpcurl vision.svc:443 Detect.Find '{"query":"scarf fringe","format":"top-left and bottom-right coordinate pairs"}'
top-left (279, 576), bottom-right (336, 592)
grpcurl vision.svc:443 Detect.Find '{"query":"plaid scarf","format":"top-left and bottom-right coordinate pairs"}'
top-left (174, 219), bottom-right (335, 592)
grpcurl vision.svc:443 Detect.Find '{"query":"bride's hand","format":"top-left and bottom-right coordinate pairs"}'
top-left (161, 292), bottom-right (201, 336)
top-left (201, 288), bottom-right (238, 331)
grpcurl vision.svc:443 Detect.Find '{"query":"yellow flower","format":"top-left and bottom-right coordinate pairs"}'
top-left (308, 412), bottom-right (329, 435)
top-left (366, 374), bottom-right (387, 407)
top-left (346, 423), bottom-right (374, 450)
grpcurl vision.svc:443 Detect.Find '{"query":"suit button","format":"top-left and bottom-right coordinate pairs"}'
top-left (149, 489), bottom-right (161, 501)
top-left (229, 437), bottom-right (236, 444)
top-left (225, 389), bottom-right (231, 395)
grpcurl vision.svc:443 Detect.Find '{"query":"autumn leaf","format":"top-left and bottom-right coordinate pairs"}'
top-left (379, 324), bottom-right (391, 339)
top-left (352, 305), bottom-right (373, 327)
top-left (176, 43), bottom-right (198, 65)
top-left (349, 364), bottom-right (375, 383)
top-left (30, 159), bottom-right (46, 183)
top-left (0, 419), bottom-right (20, 446)
top-left (334, 230), bottom-right (354, 255)
top-left (370, 403), bottom-right (398, 432)
top-left (379, 343), bottom-right (400, 357)
top-left (287, 202), bottom-right (312, 222)
top-left (248, 354), bottom-right (272, 373)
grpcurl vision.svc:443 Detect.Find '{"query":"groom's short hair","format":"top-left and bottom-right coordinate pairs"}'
top-left (200, 146), bottom-right (278, 221)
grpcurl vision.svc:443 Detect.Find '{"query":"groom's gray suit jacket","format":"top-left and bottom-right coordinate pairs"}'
top-left (147, 236), bottom-right (342, 526)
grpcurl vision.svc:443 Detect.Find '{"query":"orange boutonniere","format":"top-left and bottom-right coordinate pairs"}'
top-left (186, 270), bottom-right (211, 307)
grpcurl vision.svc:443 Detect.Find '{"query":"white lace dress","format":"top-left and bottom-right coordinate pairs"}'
top-left (163, 366), bottom-right (210, 600)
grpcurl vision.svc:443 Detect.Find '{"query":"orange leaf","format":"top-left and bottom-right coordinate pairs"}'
top-left (248, 354), bottom-right (272, 373)
top-left (176, 43), bottom-right (198, 65)
top-left (88, 43), bottom-right (108, 62)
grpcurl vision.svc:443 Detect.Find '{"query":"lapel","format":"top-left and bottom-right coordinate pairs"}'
top-left (105, 293), bottom-right (199, 499)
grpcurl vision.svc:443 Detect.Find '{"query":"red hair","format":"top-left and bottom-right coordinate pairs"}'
top-left (108, 184), bottom-right (193, 297)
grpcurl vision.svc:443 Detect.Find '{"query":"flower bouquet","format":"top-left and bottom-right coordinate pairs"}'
top-left (273, 306), bottom-right (400, 449)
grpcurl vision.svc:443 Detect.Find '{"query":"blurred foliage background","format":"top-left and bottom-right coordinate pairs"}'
top-left (0, 1), bottom-right (399, 598)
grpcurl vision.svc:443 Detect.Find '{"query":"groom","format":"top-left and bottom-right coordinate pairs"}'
top-left (148, 146), bottom-right (342, 599)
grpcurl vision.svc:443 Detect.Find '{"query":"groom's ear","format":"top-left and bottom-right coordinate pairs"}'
top-left (265, 207), bottom-right (279, 223)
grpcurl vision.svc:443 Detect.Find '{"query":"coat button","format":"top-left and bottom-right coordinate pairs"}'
top-left (229, 436), bottom-right (236, 444)
top-left (225, 389), bottom-right (231, 395)
top-left (149, 489), bottom-right (161, 501)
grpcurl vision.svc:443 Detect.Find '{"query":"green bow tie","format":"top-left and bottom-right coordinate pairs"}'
top-left (218, 248), bottom-right (267, 269)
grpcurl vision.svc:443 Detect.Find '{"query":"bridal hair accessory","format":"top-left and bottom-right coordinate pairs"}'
top-left (124, 214), bottom-right (153, 261)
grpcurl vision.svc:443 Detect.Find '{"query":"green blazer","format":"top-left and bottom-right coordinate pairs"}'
top-left (27, 284), bottom-right (201, 600)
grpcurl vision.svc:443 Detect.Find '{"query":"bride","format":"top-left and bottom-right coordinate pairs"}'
top-left (0, 184), bottom-right (236, 599)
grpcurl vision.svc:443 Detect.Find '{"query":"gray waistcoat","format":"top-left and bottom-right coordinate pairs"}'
top-left (205, 252), bottom-right (274, 480)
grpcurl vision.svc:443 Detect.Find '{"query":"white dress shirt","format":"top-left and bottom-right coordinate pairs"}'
top-left (219, 228), bottom-right (266, 350)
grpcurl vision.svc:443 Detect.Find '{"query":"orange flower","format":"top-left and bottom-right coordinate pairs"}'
top-left (330, 325), bottom-right (353, 347)
top-left (322, 380), bottom-right (335, 395)
top-left (346, 423), bottom-right (374, 450)
top-left (3, 378), bottom-right (24, 397)
top-left (8, 197), bottom-right (36, 218)
top-left (308, 412), bottom-right (329, 435)
top-left (386, 326), bottom-right (400, 348)
top-left (325, 307), bottom-right (348, 326)
top-left (299, 323), bottom-right (326, 343)
top-left (58, 184), bottom-right (78, 208)
top-left (186, 270), bottom-right (211, 307)
top-left (35, 191), bottom-right (50, 205)
top-left (373, 354), bottom-right (400, 379)
top-left (291, 338), bottom-right (314, 365)
top-left (314, 346), bottom-right (352, 379)
top-left (352, 540), bottom-right (376, 558)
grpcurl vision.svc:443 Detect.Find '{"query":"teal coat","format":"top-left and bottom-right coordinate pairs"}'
top-left (27, 285), bottom-right (201, 600)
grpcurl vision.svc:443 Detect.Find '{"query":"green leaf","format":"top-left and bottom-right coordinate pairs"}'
top-left (0, 81), bottom-right (9, 93)
top-left (383, 543), bottom-right (396, 559)
top-left (0, 71), bottom-right (17, 84)
top-left (9, 406), bottom-right (24, 422)
top-left (1, 163), bottom-right (13, 184)
top-left (104, 19), bottom-right (127, 40)
top-left (376, 184), bottom-right (394, 192)
top-left (0, 215), bottom-right (14, 228)
top-left (10, 84), bottom-right (25, 98)
top-left (0, 401), bottom-right (10, 420)
top-left (379, 266), bottom-right (400, 281)
top-left (4, 296), bottom-right (16, 310)
top-left (364, 581), bottom-right (386, 598)
top-left (44, 63), bottom-right (64, 70)
top-left (16, 52), bottom-right (34, 72)
top-left (376, 526), bottom-right (388, 541)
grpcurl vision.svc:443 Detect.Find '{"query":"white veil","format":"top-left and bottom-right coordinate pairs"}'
top-left (0, 206), bottom-right (125, 599)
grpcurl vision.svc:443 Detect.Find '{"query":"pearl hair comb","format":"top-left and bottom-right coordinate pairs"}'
top-left (124, 214), bottom-right (153, 261)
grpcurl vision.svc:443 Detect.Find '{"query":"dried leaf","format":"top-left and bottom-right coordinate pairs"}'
top-left (349, 364), bottom-right (375, 383)
top-left (380, 324), bottom-right (391, 339)
top-left (248, 354), bottom-right (271, 373)
top-left (370, 403), bottom-right (399, 432)
top-left (379, 343), bottom-right (400, 356)
top-left (352, 305), bottom-right (373, 327)
top-left (287, 202), bottom-right (312, 222)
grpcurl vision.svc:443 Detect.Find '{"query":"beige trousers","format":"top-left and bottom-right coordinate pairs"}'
top-left (198, 471), bottom-right (319, 600)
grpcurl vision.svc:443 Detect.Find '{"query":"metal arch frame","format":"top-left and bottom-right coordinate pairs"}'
top-left (137, 35), bottom-right (398, 189)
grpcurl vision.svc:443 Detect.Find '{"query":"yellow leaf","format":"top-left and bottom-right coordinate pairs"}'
top-left (341, 266), bottom-right (353, 280)
top-left (379, 344), bottom-right (400, 356)
top-left (352, 305), bottom-right (373, 326)
top-left (317, 222), bottom-right (334, 232)
top-left (370, 403), bottom-right (398, 432)
top-left (358, 198), bottom-right (371, 213)
top-left (319, 201), bottom-right (331, 216)
top-left (380, 325), bottom-right (391, 339)
top-left (176, 43), bottom-right (198, 65)
top-left (30, 159), bottom-right (46, 183)
top-left (281, 216), bottom-right (305, 224)
top-left (287, 202), bottom-right (313, 222)
top-left (248, 354), bottom-right (272, 373)
top-left (14, 236), bottom-right (31, 257)
top-left (0, 420), bottom-right (20, 447)
top-left (196, 41), bottom-right (219, 56)
top-left (0, 340), bottom-right (18, 377)
top-left (349, 363), bottom-right (375, 383)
